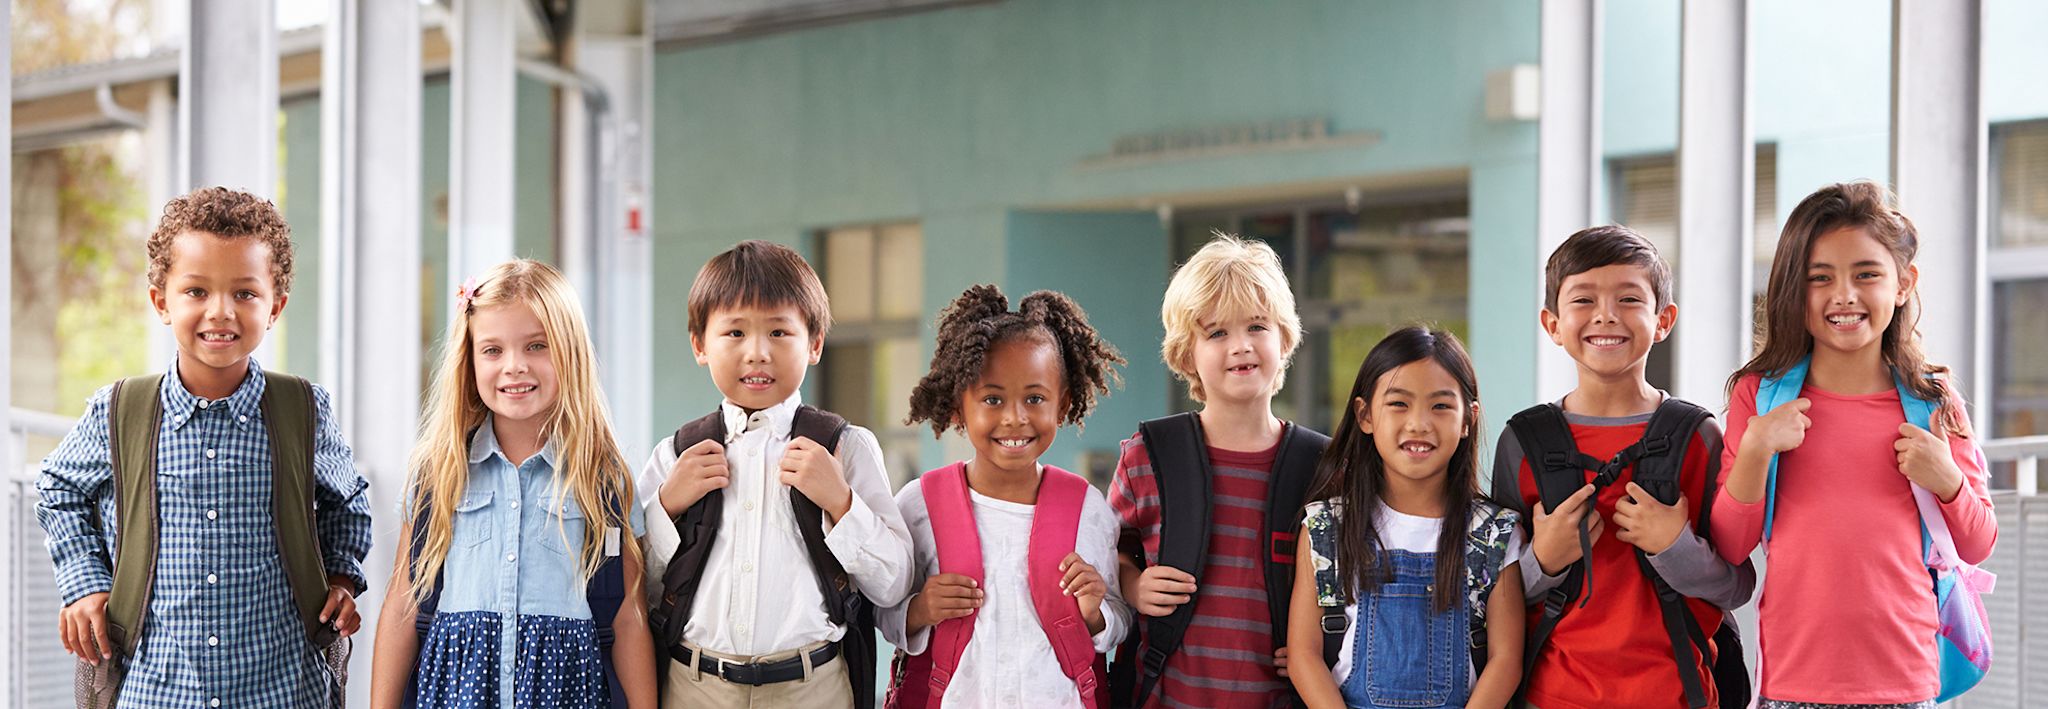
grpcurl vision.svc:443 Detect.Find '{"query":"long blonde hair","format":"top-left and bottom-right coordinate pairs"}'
top-left (406, 259), bottom-right (639, 603)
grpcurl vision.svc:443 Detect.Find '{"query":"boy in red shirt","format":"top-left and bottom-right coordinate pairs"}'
top-left (1490, 225), bottom-right (1756, 709)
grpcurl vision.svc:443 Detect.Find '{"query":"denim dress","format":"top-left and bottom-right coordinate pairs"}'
top-left (1303, 499), bottom-right (1519, 709)
top-left (412, 418), bottom-right (644, 708)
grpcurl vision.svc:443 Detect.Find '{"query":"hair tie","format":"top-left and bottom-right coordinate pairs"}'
top-left (456, 276), bottom-right (483, 311)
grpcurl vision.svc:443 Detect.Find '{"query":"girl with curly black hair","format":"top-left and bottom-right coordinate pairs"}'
top-left (879, 284), bottom-right (1129, 708)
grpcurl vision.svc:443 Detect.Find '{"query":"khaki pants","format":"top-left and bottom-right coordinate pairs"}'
top-left (662, 641), bottom-right (851, 708)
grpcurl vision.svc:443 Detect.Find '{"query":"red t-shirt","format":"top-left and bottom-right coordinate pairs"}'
top-left (1498, 411), bottom-right (1728, 709)
top-left (1109, 429), bottom-right (1289, 709)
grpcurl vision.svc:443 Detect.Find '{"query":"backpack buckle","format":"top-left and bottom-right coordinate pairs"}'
top-left (1320, 612), bottom-right (1349, 634)
top-left (1642, 438), bottom-right (1672, 457)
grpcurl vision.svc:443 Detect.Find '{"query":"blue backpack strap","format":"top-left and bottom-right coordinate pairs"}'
top-left (1756, 356), bottom-right (1811, 541)
top-left (1894, 376), bottom-right (1939, 558)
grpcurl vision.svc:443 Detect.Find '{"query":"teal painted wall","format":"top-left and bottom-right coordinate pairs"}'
top-left (650, 0), bottom-right (1544, 463)
top-left (1000, 210), bottom-right (1170, 477)
top-left (281, 98), bottom-right (323, 379)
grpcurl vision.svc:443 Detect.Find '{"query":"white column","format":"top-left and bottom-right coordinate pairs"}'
top-left (319, 2), bottom-right (422, 704)
top-left (1891, 0), bottom-right (1989, 410)
top-left (1674, 0), bottom-right (1754, 410)
top-left (179, 0), bottom-right (278, 367)
top-left (1536, 0), bottom-right (1602, 402)
top-left (448, 0), bottom-right (519, 289)
top-left (0, 0), bottom-right (14, 701)
top-left (565, 0), bottom-right (654, 455)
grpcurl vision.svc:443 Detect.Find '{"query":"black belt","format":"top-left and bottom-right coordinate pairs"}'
top-left (670, 642), bottom-right (839, 686)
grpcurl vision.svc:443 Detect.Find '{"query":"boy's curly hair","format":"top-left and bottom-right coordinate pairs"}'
top-left (906, 284), bottom-right (1126, 437)
top-left (145, 187), bottom-right (295, 296)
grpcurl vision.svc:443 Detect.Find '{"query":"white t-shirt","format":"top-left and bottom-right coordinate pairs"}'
top-left (881, 472), bottom-right (1131, 708)
top-left (1328, 501), bottom-right (1525, 687)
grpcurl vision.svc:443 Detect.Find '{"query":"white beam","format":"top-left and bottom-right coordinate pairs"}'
top-left (1537, 0), bottom-right (1602, 402)
top-left (1891, 0), bottom-right (1989, 412)
top-left (448, 0), bottom-right (520, 290)
top-left (179, 0), bottom-right (277, 368)
top-left (319, 2), bottom-right (423, 705)
top-left (1674, 0), bottom-right (1753, 410)
top-left (570, 17), bottom-right (654, 457)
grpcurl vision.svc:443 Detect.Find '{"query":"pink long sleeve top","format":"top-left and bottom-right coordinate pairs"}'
top-left (1711, 374), bottom-right (1997, 704)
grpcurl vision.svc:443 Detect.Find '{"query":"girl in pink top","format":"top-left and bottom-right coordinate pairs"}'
top-left (1711, 181), bottom-right (1997, 708)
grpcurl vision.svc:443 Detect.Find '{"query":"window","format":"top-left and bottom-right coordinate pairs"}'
top-left (1171, 195), bottom-right (1470, 433)
top-left (1608, 146), bottom-right (1779, 384)
top-left (814, 224), bottom-right (926, 487)
top-left (1990, 120), bottom-right (2048, 440)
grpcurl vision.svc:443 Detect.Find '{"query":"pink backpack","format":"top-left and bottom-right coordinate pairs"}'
top-left (886, 462), bottom-right (1108, 709)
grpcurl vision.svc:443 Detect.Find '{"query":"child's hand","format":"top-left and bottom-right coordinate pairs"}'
top-left (907, 574), bottom-right (982, 633)
top-left (320, 578), bottom-right (363, 638)
top-left (1273, 646), bottom-right (1290, 678)
top-left (1895, 423), bottom-right (1964, 502)
top-left (60, 591), bottom-right (112, 664)
top-left (1060, 553), bottom-right (1108, 634)
top-left (659, 439), bottom-right (729, 516)
top-left (1530, 484), bottom-right (1603, 576)
top-left (780, 437), bottom-right (853, 522)
top-left (1612, 482), bottom-right (1688, 555)
top-left (1129, 565), bottom-right (1197, 617)
top-left (1744, 397), bottom-right (1812, 454)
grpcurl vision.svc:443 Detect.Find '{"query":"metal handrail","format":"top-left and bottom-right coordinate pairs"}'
top-left (1982, 434), bottom-right (2048, 496)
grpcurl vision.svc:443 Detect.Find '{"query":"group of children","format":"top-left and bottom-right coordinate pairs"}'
top-left (36, 179), bottom-right (1996, 709)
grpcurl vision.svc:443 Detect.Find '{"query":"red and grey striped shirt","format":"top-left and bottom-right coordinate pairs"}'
top-left (1109, 428), bottom-right (1291, 709)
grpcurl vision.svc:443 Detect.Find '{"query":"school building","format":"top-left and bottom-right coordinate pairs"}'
top-left (4, 1), bottom-right (2047, 706)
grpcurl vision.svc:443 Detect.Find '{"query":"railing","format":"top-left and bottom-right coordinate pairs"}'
top-left (7, 407), bottom-right (77, 708)
top-left (1955, 435), bottom-right (2048, 708)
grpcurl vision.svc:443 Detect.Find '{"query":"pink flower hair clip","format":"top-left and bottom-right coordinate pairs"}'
top-left (456, 276), bottom-right (482, 311)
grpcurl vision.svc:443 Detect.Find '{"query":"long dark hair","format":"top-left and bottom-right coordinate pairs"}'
top-left (1730, 181), bottom-right (1962, 434)
top-left (1307, 326), bottom-right (1484, 613)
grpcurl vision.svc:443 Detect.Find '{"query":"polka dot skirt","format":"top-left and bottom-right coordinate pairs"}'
top-left (413, 610), bottom-right (608, 708)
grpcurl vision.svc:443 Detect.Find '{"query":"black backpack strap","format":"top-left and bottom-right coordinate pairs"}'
top-left (1505, 403), bottom-right (1596, 699)
top-left (588, 491), bottom-right (630, 708)
top-left (1630, 398), bottom-right (1716, 709)
top-left (1126, 412), bottom-right (1211, 708)
top-left (788, 406), bottom-right (876, 709)
top-left (651, 411), bottom-right (727, 653)
top-left (1263, 422), bottom-right (1330, 660)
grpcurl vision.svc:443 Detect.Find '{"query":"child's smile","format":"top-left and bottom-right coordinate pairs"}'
top-left (471, 303), bottom-right (559, 431)
top-left (1804, 226), bottom-right (1912, 359)
top-left (693, 303), bottom-right (822, 412)
top-left (149, 231), bottom-right (285, 394)
top-left (962, 338), bottom-right (1064, 481)
top-left (1359, 359), bottom-right (1470, 483)
top-left (1192, 313), bottom-right (1285, 405)
top-left (1543, 263), bottom-right (1673, 381)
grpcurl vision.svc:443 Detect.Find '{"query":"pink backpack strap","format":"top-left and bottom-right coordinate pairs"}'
top-left (918, 462), bottom-right (983, 704)
top-left (1028, 466), bottom-right (1104, 708)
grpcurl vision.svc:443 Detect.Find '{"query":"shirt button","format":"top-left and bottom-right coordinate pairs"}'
top-left (204, 449), bottom-right (216, 459)
top-left (742, 562), bottom-right (754, 573)
top-left (199, 400), bottom-right (210, 409)
top-left (206, 573), bottom-right (218, 584)
top-left (209, 699), bottom-right (220, 707)
top-left (507, 552), bottom-right (517, 563)
top-left (237, 415), bottom-right (248, 423)
top-left (206, 509), bottom-right (218, 521)
top-left (511, 500), bottom-right (520, 510)
top-left (743, 501), bottom-right (755, 512)
top-left (207, 635), bottom-right (219, 647)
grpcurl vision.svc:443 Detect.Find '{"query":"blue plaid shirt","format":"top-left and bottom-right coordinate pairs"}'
top-left (36, 361), bottom-right (374, 708)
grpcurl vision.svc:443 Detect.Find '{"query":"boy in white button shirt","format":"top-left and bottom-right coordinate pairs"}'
top-left (637, 239), bottom-right (914, 708)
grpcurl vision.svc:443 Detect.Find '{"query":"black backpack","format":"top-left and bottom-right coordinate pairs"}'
top-left (406, 476), bottom-right (631, 707)
top-left (649, 405), bottom-right (877, 709)
top-left (1106, 412), bottom-right (1330, 709)
top-left (1498, 398), bottom-right (1750, 709)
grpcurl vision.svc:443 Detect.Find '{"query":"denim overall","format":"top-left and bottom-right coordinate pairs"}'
top-left (1340, 549), bottom-right (1471, 709)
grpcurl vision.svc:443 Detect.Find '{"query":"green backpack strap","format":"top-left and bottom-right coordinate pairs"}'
top-left (261, 371), bottom-right (338, 649)
top-left (107, 374), bottom-right (165, 656)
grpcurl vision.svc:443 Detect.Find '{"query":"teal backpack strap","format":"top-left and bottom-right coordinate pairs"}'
top-left (1756, 356), bottom-right (1811, 541)
top-left (1893, 376), bottom-right (1941, 560)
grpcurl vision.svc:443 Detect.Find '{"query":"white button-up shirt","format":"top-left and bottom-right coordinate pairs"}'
top-left (637, 393), bottom-right (914, 656)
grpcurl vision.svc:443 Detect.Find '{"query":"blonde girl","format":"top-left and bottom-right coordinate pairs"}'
top-left (370, 259), bottom-right (656, 708)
